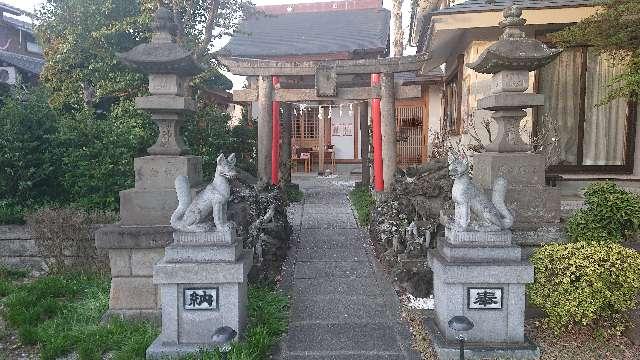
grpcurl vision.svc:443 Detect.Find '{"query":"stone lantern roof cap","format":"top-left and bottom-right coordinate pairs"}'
top-left (117, 7), bottom-right (206, 76)
top-left (466, 5), bottom-right (562, 74)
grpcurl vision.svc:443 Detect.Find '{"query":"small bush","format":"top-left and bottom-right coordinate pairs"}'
top-left (566, 182), bottom-right (640, 243)
top-left (0, 200), bottom-right (26, 225)
top-left (284, 186), bottom-right (303, 203)
top-left (0, 87), bottom-right (60, 207)
top-left (26, 207), bottom-right (116, 274)
top-left (350, 185), bottom-right (375, 226)
top-left (528, 242), bottom-right (640, 333)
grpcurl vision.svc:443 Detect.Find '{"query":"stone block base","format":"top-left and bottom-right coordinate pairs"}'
top-left (424, 318), bottom-right (540, 360)
top-left (96, 225), bottom-right (171, 321)
top-left (101, 309), bottom-right (161, 325)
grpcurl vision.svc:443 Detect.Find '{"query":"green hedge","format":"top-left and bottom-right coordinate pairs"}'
top-left (566, 182), bottom-right (640, 243)
top-left (349, 185), bottom-right (375, 226)
top-left (528, 242), bottom-right (640, 333)
top-left (0, 87), bottom-right (257, 224)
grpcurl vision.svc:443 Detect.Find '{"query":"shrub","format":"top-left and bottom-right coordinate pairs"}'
top-left (55, 100), bottom-right (155, 211)
top-left (0, 87), bottom-right (60, 208)
top-left (528, 242), bottom-right (640, 333)
top-left (184, 103), bottom-right (257, 179)
top-left (25, 207), bottom-right (116, 274)
top-left (350, 185), bottom-right (375, 226)
top-left (566, 182), bottom-right (640, 243)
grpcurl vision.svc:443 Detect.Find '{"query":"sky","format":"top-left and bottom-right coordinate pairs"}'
top-left (4, 0), bottom-right (414, 89)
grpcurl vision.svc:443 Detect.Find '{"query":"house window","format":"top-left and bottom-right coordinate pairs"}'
top-left (443, 55), bottom-right (463, 135)
top-left (537, 47), bottom-right (637, 173)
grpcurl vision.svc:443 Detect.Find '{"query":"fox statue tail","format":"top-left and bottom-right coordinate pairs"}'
top-left (170, 176), bottom-right (191, 228)
top-left (492, 177), bottom-right (514, 229)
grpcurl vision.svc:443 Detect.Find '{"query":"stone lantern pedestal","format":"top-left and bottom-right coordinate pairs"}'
top-left (146, 228), bottom-right (252, 359)
top-left (426, 227), bottom-right (539, 359)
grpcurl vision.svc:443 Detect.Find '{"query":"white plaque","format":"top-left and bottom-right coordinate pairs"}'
top-left (184, 287), bottom-right (219, 310)
top-left (468, 287), bottom-right (503, 309)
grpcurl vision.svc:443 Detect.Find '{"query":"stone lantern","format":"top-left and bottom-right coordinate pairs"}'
top-left (118, 6), bottom-right (206, 156)
top-left (95, 7), bottom-right (207, 322)
top-left (467, 5), bottom-right (563, 241)
top-left (467, 5), bottom-right (561, 153)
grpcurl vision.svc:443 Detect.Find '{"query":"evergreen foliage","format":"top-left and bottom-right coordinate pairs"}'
top-left (552, 0), bottom-right (640, 101)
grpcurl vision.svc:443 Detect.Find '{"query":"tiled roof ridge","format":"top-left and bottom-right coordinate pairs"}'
top-left (258, 0), bottom-right (382, 15)
top-left (437, 0), bottom-right (597, 13)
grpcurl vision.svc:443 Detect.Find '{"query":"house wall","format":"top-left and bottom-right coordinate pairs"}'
top-left (330, 106), bottom-right (356, 160)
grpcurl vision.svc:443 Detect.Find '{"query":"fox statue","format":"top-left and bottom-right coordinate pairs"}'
top-left (448, 149), bottom-right (513, 231)
top-left (170, 153), bottom-right (238, 232)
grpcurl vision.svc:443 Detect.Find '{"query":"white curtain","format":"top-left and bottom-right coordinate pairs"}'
top-left (539, 49), bottom-right (582, 165)
top-left (583, 49), bottom-right (628, 166)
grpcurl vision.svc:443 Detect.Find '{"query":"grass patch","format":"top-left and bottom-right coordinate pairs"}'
top-left (284, 185), bottom-right (304, 203)
top-left (181, 285), bottom-right (289, 360)
top-left (2, 272), bottom-right (159, 359)
top-left (349, 185), bottom-right (375, 226)
top-left (1, 271), bottom-right (288, 360)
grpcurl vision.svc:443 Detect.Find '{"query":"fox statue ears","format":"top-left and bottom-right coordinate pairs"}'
top-left (217, 153), bottom-right (237, 166)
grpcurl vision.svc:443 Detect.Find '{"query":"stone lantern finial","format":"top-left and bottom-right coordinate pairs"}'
top-left (499, 5), bottom-right (526, 40)
top-left (152, 7), bottom-right (177, 44)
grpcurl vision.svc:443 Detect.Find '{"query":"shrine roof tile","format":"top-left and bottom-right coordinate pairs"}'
top-left (220, 8), bottom-right (390, 59)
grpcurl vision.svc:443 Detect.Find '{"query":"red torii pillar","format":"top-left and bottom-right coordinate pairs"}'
top-left (371, 73), bottom-right (384, 192)
top-left (271, 76), bottom-right (281, 185)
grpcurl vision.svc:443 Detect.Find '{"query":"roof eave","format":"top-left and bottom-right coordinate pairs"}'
top-left (420, 5), bottom-right (600, 56)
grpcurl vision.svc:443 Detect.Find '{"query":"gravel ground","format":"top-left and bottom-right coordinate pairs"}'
top-left (401, 306), bottom-right (640, 360)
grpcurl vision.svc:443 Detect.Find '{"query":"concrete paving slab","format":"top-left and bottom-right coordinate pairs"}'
top-left (303, 204), bottom-right (354, 214)
top-left (281, 175), bottom-right (421, 360)
top-left (290, 296), bottom-right (394, 323)
top-left (302, 213), bottom-right (357, 229)
top-left (296, 248), bottom-right (368, 262)
top-left (292, 277), bottom-right (382, 298)
top-left (294, 260), bottom-right (374, 279)
top-left (286, 322), bottom-right (402, 353)
top-left (298, 237), bottom-right (363, 250)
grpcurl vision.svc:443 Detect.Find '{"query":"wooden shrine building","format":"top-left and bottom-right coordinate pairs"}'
top-left (220, 0), bottom-right (443, 191)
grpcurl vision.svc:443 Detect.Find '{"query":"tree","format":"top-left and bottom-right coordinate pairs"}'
top-left (552, 0), bottom-right (640, 102)
top-left (36, 0), bottom-right (252, 109)
top-left (392, 0), bottom-right (404, 57)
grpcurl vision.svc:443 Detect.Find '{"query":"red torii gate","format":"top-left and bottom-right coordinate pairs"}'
top-left (221, 54), bottom-right (430, 191)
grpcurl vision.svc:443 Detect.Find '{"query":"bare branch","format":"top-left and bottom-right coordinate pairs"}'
top-left (197, 0), bottom-right (221, 56)
top-left (172, 0), bottom-right (186, 44)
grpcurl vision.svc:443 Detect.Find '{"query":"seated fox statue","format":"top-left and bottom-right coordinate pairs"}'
top-left (448, 149), bottom-right (513, 231)
top-left (170, 153), bottom-right (238, 232)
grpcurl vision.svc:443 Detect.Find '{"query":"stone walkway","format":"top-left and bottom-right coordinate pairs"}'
top-left (276, 175), bottom-right (420, 360)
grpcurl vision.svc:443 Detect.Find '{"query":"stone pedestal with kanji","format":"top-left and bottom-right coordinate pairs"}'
top-left (146, 228), bottom-right (252, 359)
top-left (426, 227), bottom-right (539, 359)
